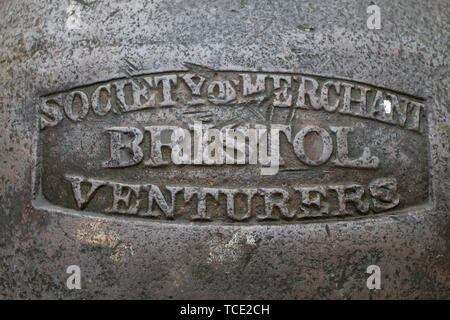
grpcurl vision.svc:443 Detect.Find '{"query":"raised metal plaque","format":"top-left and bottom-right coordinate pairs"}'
top-left (34, 68), bottom-right (430, 224)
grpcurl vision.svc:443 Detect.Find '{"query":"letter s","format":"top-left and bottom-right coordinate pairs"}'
top-left (40, 96), bottom-right (63, 129)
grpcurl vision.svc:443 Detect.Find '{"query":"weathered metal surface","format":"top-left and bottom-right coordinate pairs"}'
top-left (0, 0), bottom-right (448, 299)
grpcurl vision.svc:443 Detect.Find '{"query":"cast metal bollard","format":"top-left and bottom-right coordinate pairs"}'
top-left (0, 0), bottom-right (448, 299)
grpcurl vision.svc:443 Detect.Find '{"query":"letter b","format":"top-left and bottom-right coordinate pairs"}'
top-left (103, 127), bottom-right (144, 168)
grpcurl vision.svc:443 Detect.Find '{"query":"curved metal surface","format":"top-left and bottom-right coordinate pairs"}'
top-left (0, 0), bottom-right (448, 299)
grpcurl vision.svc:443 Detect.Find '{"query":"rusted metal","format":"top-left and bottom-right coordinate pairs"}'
top-left (0, 0), bottom-right (448, 299)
